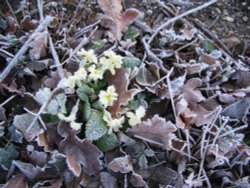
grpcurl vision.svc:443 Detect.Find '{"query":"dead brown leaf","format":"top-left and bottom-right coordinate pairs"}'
top-left (57, 122), bottom-right (103, 177)
top-left (3, 175), bottom-right (27, 188)
top-left (127, 115), bottom-right (177, 150)
top-left (108, 155), bottom-right (133, 173)
top-left (106, 68), bottom-right (141, 117)
top-left (29, 31), bottom-right (48, 60)
top-left (97, 0), bottom-right (140, 40)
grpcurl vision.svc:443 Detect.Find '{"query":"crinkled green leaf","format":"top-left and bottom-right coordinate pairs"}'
top-left (96, 133), bottom-right (119, 152)
top-left (47, 93), bottom-right (67, 115)
top-left (91, 39), bottom-right (107, 49)
top-left (124, 27), bottom-right (140, 40)
top-left (83, 101), bottom-right (91, 120)
top-left (85, 111), bottom-right (107, 141)
top-left (35, 88), bottom-right (67, 115)
top-left (122, 57), bottom-right (141, 68)
top-left (92, 100), bottom-right (104, 111)
top-left (78, 84), bottom-right (94, 96)
top-left (0, 144), bottom-right (19, 170)
top-left (9, 125), bottom-right (23, 143)
top-left (77, 84), bottom-right (94, 102)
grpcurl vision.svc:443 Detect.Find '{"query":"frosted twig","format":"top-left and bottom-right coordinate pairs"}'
top-left (48, 34), bottom-right (65, 79)
top-left (0, 16), bottom-right (53, 81)
top-left (148, 0), bottom-right (217, 44)
top-left (218, 124), bottom-right (248, 138)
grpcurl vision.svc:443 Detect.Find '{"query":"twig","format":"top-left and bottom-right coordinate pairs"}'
top-left (148, 0), bottom-right (217, 45)
top-left (48, 34), bottom-right (65, 79)
top-left (0, 16), bottom-right (53, 81)
top-left (0, 94), bottom-right (17, 107)
top-left (142, 36), bottom-right (167, 72)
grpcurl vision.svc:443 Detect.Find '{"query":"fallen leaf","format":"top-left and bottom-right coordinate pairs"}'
top-left (29, 31), bottom-right (48, 60)
top-left (0, 144), bottom-right (19, 170)
top-left (106, 68), bottom-right (141, 117)
top-left (129, 172), bottom-right (148, 187)
top-left (127, 115), bottom-right (177, 150)
top-left (58, 122), bottom-right (103, 176)
top-left (20, 16), bottom-right (38, 32)
top-left (97, 0), bottom-right (140, 40)
top-left (180, 78), bottom-right (205, 109)
top-left (100, 172), bottom-right (118, 188)
top-left (222, 97), bottom-right (250, 121)
top-left (3, 175), bottom-right (27, 188)
top-left (13, 113), bottom-right (43, 142)
top-left (108, 155), bottom-right (133, 173)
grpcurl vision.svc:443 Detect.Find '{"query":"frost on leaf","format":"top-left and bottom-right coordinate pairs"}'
top-left (13, 113), bottom-right (43, 142)
top-left (85, 110), bottom-right (107, 141)
top-left (108, 155), bottom-right (133, 173)
top-left (106, 68), bottom-right (141, 117)
top-left (29, 31), bottom-right (48, 60)
top-left (97, 0), bottom-right (140, 40)
top-left (127, 115), bottom-right (177, 150)
top-left (58, 122), bottom-right (103, 176)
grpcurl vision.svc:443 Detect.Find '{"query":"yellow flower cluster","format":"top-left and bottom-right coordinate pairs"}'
top-left (57, 48), bottom-right (146, 134)
top-left (57, 49), bottom-right (123, 93)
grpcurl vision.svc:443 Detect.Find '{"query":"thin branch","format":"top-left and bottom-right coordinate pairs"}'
top-left (48, 34), bottom-right (65, 79)
top-left (0, 16), bottom-right (53, 81)
top-left (148, 0), bottom-right (217, 45)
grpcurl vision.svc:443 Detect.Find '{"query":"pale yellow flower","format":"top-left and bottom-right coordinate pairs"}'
top-left (58, 102), bottom-right (82, 131)
top-left (88, 65), bottom-right (104, 82)
top-left (103, 110), bottom-right (125, 134)
top-left (74, 67), bottom-right (87, 81)
top-left (126, 106), bottom-right (146, 126)
top-left (77, 49), bottom-right (98, 64)
top-left (57, 76), bottom-right (77, 94)
top-left (101, 50), bottom-right (123, 75)
top-left (99, 85), bottom-right (118, 108)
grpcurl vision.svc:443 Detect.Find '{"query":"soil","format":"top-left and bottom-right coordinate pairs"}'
top-left (192, 0), bottom-right (250, 56)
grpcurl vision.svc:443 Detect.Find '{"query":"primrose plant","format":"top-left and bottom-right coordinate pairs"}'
top-left (35, 49), bottom-right (145, 146)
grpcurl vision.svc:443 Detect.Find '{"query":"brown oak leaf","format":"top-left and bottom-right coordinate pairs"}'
top-left (127, 115), bottom-right (177, 150)
top-left (108, 155), bottom-right (133, 173)
top-left (57, 122), bottom-right (103, 177)
top-left (106, 68), bottom-right (141, 117)
top-left (97, 0), bottom-right (140, 40)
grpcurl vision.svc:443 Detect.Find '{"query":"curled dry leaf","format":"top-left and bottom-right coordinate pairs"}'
top-left (97, 0), bottom-right (140, 40)
top-left (29, 31), bottom-right (48, 60)
top-left (57, 122), bottom-right (103, 177)
top-left (129, 172), bottom-right (148, 188)
top-left (3, 175), bottom-right (27, 188)
top-left (106, 68), bottom-right (141, 117)
top-left (127, 115), bottom-right (177, 150)
top-left (108, 155), bottom-right (133, 173)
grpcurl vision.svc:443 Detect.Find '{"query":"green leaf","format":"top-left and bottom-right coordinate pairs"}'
top-left (47, 93), bottom-right (67, 115)
top-left (83, 102), bottom-right (91, 120)
top-left (138, 155), bottom-right (148, 170)
top-left (122, 57), bottom-right (141, 68)
top-left (78, 84), bottom-right (94, 96)
top-left (200, 39), bottom-right (215, 53)
top-left (42, 114), bottom-right (60, 124)
top-left (77, 89), bottom-right (89, 102)
top-left (95, 133), bottom-right (118, 152)
top-left (92, 100), bottom-right (103, 111)
top-left (124, 27), bottom-right (140, 40)
top-left (126, 100), bottom-right (140, 110)
top-left (0, 144), bottom-right (19, 170)
top-left (91, 39), bottom-right (107, 49)
top-left (85, 111), bottom-right (107, 141)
